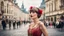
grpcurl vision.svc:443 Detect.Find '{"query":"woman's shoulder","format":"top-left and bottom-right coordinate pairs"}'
top-left (39, 21), bottom-right (44, 24)
top-left (39, 21), bottom-right (46, 30)
top-left (39, 21), bottom-right (44, 26)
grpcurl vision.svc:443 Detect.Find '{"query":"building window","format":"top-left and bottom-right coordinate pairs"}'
top-left (52, 1), bottom-right (53, 11)
top-left (60, 0), bottom-right (64, 9)
top-left (61, 0), bottom-right (64, 6)
top-left (1, 1), bottom-right (4, 14)
top-left (54, 0), bottom-right (58, 11)
top-left (7, 4), bottom-right (9, 14)
top-left (49, 4), bottom-right (50, 12)
top-left (51, 17), bottom-right (53, 21)
top-left (50, 3), bottom-right (53, 12)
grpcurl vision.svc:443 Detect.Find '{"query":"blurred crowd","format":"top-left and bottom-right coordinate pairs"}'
top-left (1, 19), bottom-right (21, 30)
top-left (0, 15), bottom-right (64, 30)
top-left (44, 15), bottom-right (64, 30)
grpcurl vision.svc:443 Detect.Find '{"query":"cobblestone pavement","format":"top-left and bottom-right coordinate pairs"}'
top-left (0, 23), bottom-right (64, 36)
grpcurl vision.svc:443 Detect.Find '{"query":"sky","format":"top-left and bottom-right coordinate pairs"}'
top-left (16, 0), bottom-right (42, 11)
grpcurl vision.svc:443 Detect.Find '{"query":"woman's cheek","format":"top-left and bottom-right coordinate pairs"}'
top-left (34, 13), bottom-right (37, 16)
top-left (35, 14), bottom-right (37, 17)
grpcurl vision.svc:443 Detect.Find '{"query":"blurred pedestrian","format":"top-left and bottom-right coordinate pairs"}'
top-left (17, 21), bottom-right (20, 28)
top-left (46, 20), bottom-right (49, 27)
top-left (49, 21), bottom-right (53, 28)
top-left (59, 15), bottom-right (64, 30)
top-left (1, 19), bottom-right (6, 30)
top-left (56, 20), bottom-right (60, 28)
top-left (18, 21), bottom-right (21, 27)
top-left (52, 22), bottom-right (56, 28)
top-left (13, 21), bottom-right (16, 29)
top-left (17, 21), bottom-right (19, 28)
top-left (24, 20), bottom-right (25, 24)
top-left (9, 20), bottom-right (11, 30)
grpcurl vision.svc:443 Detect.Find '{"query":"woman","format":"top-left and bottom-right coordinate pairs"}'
top-left (28, 6), bottom-right (48, 36)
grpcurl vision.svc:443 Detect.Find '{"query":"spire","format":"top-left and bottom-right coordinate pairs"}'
top-left (22, 2), bottom-right (24, 9)
top-left (14, 0), bottom-right (16, 3)
top-left (39, 0), bottom-right (45, 9)
top-left (41, 0), bottom-right (45, 5)
top-left (21, 1), bottom-right (29, 14)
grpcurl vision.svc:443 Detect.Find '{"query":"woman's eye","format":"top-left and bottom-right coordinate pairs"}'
top-left (33, 12), bottom-right (35, 13)
top-left (30, 10), bottom-right (37, 13)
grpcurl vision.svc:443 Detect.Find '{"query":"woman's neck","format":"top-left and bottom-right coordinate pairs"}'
top-left (33, 18), bottom-right (39, 24)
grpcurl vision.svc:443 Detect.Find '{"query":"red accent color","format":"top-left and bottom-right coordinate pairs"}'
top-left (39, 9), bottom-right (43, 14)
top-left (30, 6), bottom-right (33, 9)
top-left (29, 6), bottom-right (43, 15)
top-left (28, 26), bottom-right (42, 36)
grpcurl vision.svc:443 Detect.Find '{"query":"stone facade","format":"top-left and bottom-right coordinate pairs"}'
top-left (45, 0), bottom-right (64, 22)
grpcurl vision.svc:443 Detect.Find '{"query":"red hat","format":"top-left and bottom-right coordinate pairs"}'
top-left (29, 6), bottom-right (43, 15)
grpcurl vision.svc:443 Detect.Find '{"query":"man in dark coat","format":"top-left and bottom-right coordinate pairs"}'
top-left (9, 20), bottom-right (11, 30)
top-left (13, 21), bottom-right (16, 29)
top-left (52, 22), bottom-right (56, 28)
top-left (17, 21), bottom-right (21, 28)
top-left (1, 19), bottom-right (6, 30)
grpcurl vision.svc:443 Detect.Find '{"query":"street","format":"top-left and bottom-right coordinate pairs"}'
top-left (0, 23), bottom-right (64, 36)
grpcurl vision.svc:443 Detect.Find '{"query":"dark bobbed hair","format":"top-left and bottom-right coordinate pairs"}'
top-left (29, 8), bottom-right (42, 18)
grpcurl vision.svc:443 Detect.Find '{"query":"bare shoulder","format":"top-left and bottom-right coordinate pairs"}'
top-left (39, 21), bottom-right (44, 26)
top-left (39, 21), bottom-right (47, 30)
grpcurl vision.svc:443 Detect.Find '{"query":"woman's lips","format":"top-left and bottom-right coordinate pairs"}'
top-left (31, 15), bottom-right (33, 17)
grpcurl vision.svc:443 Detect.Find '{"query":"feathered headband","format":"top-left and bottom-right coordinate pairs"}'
top-left (29, 6), bottom-right (43, 15)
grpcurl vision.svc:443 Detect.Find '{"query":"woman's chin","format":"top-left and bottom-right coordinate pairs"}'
top-left (31, 17), bottom-right (34, 19)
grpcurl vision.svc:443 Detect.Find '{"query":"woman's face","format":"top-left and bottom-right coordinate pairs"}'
top-left (30, 10), bottom-right (38, 19)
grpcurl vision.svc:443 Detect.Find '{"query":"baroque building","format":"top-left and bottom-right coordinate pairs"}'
top-left (45, 0), bottom-right (64, 22)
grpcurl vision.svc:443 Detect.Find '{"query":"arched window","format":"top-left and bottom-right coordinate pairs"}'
top-left (1, 1), bottom-right (4, 14)
top-left (51, 17), bottom-right (53, 21)
top-left (60, 0), bottom-right (64, 9)
top-left (61, 0), bottom-right (64, 6)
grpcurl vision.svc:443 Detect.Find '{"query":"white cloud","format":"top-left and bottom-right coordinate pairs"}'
top-left (16, 0), bottom-right (42, 11)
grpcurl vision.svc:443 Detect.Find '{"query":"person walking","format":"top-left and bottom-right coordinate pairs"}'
top-left (13, 21), bottom-right (16, 29)
top-left (59, 15), bottom-right (64, 30)
top-left (9, 20), bottom-right (11, 30)
top-left (1, 19), bottom-right (6, 30)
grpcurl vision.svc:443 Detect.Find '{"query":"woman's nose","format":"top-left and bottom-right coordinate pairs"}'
top-left (30, 12), bottom-right (33, 14)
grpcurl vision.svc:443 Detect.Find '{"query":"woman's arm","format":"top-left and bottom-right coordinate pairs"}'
top-left (39, 22), bottom-right (48, 36)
